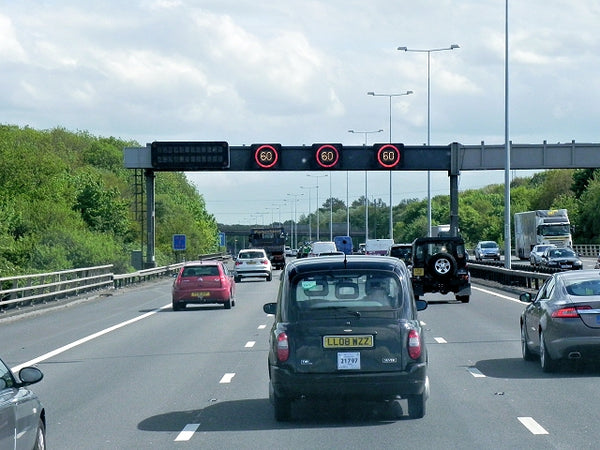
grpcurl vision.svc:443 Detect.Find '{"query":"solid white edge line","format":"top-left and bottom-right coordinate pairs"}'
top-left (174, 423), bottom-right (200, 441)
top-left (518, 417), bottom-right (549, 435)
top-left (11, 303), bottom-right (171, 373)
top-left (472, 286), bottom-right (523, 303)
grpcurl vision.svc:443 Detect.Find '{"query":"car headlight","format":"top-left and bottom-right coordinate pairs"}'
top-left (574, 260), bottom-right (583, 266)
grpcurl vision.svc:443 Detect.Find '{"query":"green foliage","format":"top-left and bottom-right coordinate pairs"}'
top-left (0, 124), bottom-right (217, 274)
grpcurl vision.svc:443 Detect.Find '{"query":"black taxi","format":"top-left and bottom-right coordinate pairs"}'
top-left (262, 255), bottom-right (429, 421)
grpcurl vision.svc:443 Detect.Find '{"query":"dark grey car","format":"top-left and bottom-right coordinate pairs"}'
top-left (263, 255), bottom-right (429, 421)
top-left (519, 270), bottom-right (600, 372)
top-left (539, 247), bottom-right (583, 270)
top-left (0, 358), bottom-right (45, 449)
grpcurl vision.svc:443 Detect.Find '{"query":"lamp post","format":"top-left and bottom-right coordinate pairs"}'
top-left (348, 129), bottom-right (383, 242)
top-left (300, 185), bottom-right (316, 241)
top-left (398, 44), bottom-right (459, 237)
top-left (306, 174), bottom-right (328, 240)
top-left (287, 193), bottom-right (303, 249)
top-left (367, 91), bottom-right (413, 240)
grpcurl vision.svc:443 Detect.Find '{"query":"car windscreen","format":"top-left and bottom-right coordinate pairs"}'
top-left (291, 271), bottom-right (404, 312)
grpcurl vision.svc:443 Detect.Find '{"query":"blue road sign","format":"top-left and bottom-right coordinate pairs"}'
top-left (173, 234), bottom-right (186, 251)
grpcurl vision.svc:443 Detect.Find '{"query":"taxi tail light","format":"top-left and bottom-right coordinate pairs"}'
top-left (276, 332), bottom-right (289, 362)
top-left (552, 305), bottom-right (591, 319)
top-left (407, 329), bottom-right (422, 359)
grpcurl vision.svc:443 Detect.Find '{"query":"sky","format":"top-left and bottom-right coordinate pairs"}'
top-left (2, 1), bottom-right (600, 225)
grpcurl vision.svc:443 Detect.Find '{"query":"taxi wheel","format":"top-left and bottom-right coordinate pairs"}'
top-left (273, 394), bottom-right (291, 421)
top-left (407, 392), bottom-right (426, 419)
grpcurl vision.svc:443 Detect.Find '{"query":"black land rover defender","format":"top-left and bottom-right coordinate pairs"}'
top-left (411, 236), bottom-right (471, 303)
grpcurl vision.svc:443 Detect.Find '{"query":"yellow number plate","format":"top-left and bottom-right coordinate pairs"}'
top-left (413, 267), bottom-right (425, 276)
top-left (191, 291), bottom-right (209, 297)
top-left (323, 335), bottom-right (373, 348)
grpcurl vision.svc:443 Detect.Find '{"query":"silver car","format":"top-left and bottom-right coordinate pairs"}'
top-left (0, 358), bottom-right (45, 449)
top-left (529, 244), bottom-right (556, 267)
top-left (519, 270), bottom-right (600, 372)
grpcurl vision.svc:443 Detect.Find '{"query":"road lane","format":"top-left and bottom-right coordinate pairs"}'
top-left (1, 273), bottom-right (600, 449)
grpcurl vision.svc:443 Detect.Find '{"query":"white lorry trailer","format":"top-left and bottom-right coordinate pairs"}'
top-left (514, 209), bottom-right (572, 259)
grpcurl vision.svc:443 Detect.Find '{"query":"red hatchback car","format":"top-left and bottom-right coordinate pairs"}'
top-left (172, 261), bottom-right (236, 311)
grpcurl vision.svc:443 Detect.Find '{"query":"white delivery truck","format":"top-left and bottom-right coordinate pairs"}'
top-left (365, 239), bottom-right (394, 256)
top-left (514, 209), bottom-right (572, 259)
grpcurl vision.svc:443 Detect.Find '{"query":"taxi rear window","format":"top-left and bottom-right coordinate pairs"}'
top-left (292, 272), bottom-right (402, 310)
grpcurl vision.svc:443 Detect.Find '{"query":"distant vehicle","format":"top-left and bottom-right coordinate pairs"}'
top-left (365, 238), bottom-right (394, 256)
top-left (514, 209), bottom-right (572, 259)
top-left (539, 247), bottom-right (583, 271)
top-left (0, 357), bottom-right (45, 449)
top-left (172, 260), bottom-right (236, 310)
top-left (284, 246), bottom-right (292, 256)
top-left (308, 241), bottom-right (337, 257)
top-left (262, 255), bottom-right (429, 421)
top-left (358, 243), bottom-right (366, 254)
top-left (474, 241), bottom-right (500, 261)
top-left (249, 227), bottom-right (287, 270)
top-left (430, 224), bottom-right (451, 237)
top-left (234, 248), bottom-right (273, 281)
top-left (411, 236), bottom-right (471, 303)
top-left (389, 243), bottom-right (412, 265)
top-left (519, 270), bottom-right (600, 371)
top-left (333, 235), bottom-right (353, 255)
top-left (530, 244), bottom-right (557, 267)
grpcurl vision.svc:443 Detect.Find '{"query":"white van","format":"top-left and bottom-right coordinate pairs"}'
top-left (308, 241), bottom-right (338, 257)
top-left (365, 239), bottom-right (394, 256)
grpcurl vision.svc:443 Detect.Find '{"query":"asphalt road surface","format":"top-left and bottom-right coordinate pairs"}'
top-left (2, 265), bottom-right (599, 449)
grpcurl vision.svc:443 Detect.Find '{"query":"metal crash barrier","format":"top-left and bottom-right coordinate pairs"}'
top-left (0, 253), bottom-right (226, 313)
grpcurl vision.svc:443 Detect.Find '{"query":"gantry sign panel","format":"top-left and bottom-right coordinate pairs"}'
top-left (145, 141), bottom-right (453, 172)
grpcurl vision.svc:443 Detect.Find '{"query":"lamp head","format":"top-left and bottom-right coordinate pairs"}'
top-left (397, 46), bottom-right (407, 51)
top-left (450, 44), bottom-right (460, 49)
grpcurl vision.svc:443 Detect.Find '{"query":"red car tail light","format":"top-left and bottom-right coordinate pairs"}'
top-left (276, 332), bottom-right (289, 362)
top-left (235, 261), bottom-right (242, 266)
top-left (261, 259), bottom-right (269, 265)
top-left (408, 329), bottom-right (422, 359)
top-left (552, 305), bottom-right (591, 318)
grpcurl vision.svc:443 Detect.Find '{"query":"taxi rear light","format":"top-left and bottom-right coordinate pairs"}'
top-left (407, 329), bottom-right (421, 359)
top-left (276, 332), bottom-right (289, 362)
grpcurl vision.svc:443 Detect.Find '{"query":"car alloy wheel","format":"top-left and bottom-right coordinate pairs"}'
top-left (521, 323), bottom-right (535, 361)
top-left (539, 331), bottom-right (557, 372)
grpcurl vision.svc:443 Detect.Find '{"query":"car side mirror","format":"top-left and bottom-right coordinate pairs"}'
top-left (416, 299), bottom-right (428, 311)
top-left (519, 292), bottom-right (533, 303)
top-left (263, 302), bottom-right (277, 315)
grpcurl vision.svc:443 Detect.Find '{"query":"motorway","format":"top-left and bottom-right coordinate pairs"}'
top-left (1, 261), bottom-right (599, 449)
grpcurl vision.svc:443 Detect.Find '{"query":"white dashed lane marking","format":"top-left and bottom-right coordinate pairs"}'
top-left (518, 417), bottom-right (549, 435)
top-left (175, 424), bottom-right (200, 441)
top-left (245, 341), bottom-right (256, 348)
top-left (434, 337), bottom-right (447, 344)
top-left (219, 373), bottom-right (236, 383)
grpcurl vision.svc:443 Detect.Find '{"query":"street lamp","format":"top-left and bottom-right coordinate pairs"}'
top-left (300, 185), bottom-right (317, 241)
top-left (348, 129), bottom-right (383, 242)
top-left (306, 174), bottom-right (328, 240)
top-left (398, 44), bottom-right (459, 237)
top-left (367, 90), bottom-right (413, 240)
top-left (287, 193), bottom-right (303, 249)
